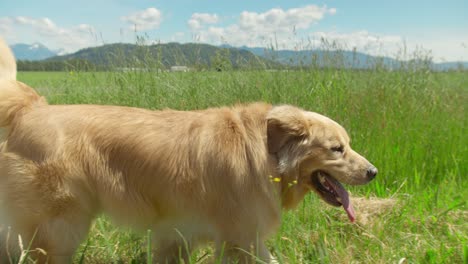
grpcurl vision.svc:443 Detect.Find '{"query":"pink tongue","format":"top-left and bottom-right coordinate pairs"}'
top-left (326, 178), bottom-right (356, 222)
top-left (342, 197), bottom-right (356, 223)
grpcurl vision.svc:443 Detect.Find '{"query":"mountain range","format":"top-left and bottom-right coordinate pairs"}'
top-left (11, 43), bottom-right (63, 61)
top-left (11, 43), bottom-right (467, 71)
top-left (237, 46), bottom-right (397, 69)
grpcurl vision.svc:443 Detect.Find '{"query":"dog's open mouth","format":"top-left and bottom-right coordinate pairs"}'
top-left (311, 171), bottom-right (355, 222)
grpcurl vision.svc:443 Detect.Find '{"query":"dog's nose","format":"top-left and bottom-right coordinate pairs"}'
top-left (367, 166), bottom-right (378, 180)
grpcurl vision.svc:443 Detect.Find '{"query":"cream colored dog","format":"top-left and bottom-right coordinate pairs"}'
top-left (0, 38), bottom-right (377, 263)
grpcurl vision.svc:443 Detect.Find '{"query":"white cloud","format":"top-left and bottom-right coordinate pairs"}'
top-left (15, 17), bottom-right (65, 37)
top-left (188, 13), bottom-right (219, 30)
top-left (121, 8), bottom-right (162, 31)
top-left (0, 16), bottom-right (96, 53)
top-left (309, 30), bottom-right (403, 56)
top-left (189, 5), bottom-right (335, 46)
top-left (238, 5), bottom-right (330, 32)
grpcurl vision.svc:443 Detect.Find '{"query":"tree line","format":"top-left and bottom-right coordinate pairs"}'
top-left (17, 59), bottom-right (101, 71)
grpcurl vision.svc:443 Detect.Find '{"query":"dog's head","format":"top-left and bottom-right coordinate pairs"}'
top-left (267, 105), bottom-right (377, 222)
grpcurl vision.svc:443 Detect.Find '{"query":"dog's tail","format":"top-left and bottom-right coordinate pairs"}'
top-left (0, 38), bottom-right (45, 127)
top-left (0, 38), bottom-right (16, 81)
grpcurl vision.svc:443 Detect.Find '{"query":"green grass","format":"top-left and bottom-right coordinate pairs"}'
top-left (17, 68), bottom-right (467, 263)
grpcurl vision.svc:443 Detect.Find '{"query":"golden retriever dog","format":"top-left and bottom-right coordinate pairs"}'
top-left (0, 38), bottom-right (377, 264)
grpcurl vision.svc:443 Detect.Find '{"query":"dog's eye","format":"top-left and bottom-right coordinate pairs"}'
top-left (331, 146), bottom-right (344, 153)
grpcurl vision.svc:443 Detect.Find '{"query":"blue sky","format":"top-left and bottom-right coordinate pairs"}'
top-left (1, 0), bottom-right (467, 62)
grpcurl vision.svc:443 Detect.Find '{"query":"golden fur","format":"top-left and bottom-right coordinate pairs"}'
top-left (0, 38), bottom-right (376, 263)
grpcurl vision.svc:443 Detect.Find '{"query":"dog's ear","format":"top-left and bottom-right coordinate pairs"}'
top-left (267, 105), bottom-right (309, 154)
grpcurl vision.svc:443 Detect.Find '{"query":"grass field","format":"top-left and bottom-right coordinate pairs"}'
top-left (16, 67), bottom-right (467, 263)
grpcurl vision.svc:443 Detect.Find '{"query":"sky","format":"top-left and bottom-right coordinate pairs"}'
top-left (1, 0), bottom-right (467, 62)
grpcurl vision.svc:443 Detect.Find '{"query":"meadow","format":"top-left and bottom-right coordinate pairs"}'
top-left (16, 66), bottom-right (467, 263)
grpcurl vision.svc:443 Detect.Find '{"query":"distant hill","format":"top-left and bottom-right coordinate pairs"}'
top-left (237, 46), bottom-right (397, 69)
top-left (432, 62), bottom-right (468, 71)
top-left (11, 43), bottom-right (58, 61)
top-left (46, 42), bottom-right (281, 70)
top-left (234, 46), bottom-right (467, 71)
